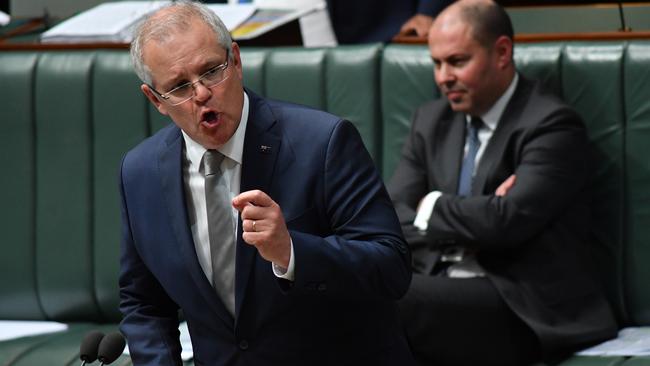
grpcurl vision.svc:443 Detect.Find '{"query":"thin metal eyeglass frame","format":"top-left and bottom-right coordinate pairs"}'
top-left (149, 52), bottom-right (231, 106)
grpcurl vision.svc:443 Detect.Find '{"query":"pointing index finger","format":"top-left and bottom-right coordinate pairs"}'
top-left (232, 189), bottom-right (273, 211)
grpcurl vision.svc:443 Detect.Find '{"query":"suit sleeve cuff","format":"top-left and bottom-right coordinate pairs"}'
top-left (272, 238), bottom-right (295, 281)
top-left (413, 191), bottom-right (442, 231)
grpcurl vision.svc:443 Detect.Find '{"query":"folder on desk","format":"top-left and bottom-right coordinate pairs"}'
top-left (40, 1), bottom-right (335, 47)
top-left (40, 1), bottom-right (169, 43)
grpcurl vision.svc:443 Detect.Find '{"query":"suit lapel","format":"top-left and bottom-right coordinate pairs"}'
top-left (157, 127), bottom-right (235, 327)
top-left (434, 112), bottom-right (466, 193)
top-left (235, 91), bottom-right (282, 321)
top-left (473, 78), bottom-right (532, 194)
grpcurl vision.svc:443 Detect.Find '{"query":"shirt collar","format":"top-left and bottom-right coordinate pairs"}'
top-left (182, 92), bottom-right (249, 169)
top-left (467, 73), bottom-right (519, 132)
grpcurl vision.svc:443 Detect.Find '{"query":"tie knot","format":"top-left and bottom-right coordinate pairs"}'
top-left (204, 150), bottom-right (225, 176)
top-left (467, 117), bottom-right (483, 142)
top-left (470, 117), bottom-right (484, 131)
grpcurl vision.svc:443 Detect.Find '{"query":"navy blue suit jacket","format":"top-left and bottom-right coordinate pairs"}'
top-left (119, 91), bottom-right (414, 366)
top-left (327, 0), bottom-right (453, 44)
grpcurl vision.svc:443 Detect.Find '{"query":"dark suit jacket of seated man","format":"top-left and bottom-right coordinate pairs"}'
top-left (387, 1), bottom-right (618, 365)
top-left (118, 1), bottom-right (414, 365)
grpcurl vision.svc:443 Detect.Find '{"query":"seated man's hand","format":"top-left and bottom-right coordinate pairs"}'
top-left (495, 174), bottom-right (516, 197)
top-left (233, 190), bottom-right (291, 269)
top-left (399, 14), bottom-right (434, 37)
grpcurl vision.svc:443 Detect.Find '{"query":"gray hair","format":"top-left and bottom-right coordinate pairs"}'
top-left (130, 0), bottom-right (232, 85)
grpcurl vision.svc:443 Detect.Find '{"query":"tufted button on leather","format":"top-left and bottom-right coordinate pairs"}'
top-left (239, 340), bottom-right (249, 350)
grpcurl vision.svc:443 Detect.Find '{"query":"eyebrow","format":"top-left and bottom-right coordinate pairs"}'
top-left (158, 55), bottom-right (229, 90)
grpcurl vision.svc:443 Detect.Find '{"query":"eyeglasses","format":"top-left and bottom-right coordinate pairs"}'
top-left (149, 54), bottom-right (230, 106)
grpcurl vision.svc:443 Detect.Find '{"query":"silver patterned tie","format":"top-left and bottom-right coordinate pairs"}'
top-left (203, 150), bottom-right (236, 315)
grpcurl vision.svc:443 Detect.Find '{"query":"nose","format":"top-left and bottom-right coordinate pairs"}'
top-left (435, 64), bottom-right (455, 86)
top-left (193, 80), bottom-right (212, 103)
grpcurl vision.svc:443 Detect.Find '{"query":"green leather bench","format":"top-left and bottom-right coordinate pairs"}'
top-left (0, 41), bottom-right (648, 365)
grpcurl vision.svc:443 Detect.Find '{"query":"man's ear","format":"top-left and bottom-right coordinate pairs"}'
top-left (141, 84), bottom-right (169, 116)
top-left (494, 35), bottom-right (513, 70)
top-left (230, 42), bottom-right (243, 81)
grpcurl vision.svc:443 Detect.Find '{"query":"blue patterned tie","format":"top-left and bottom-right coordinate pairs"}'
top-left (457, 117), bottom-right (483, 196)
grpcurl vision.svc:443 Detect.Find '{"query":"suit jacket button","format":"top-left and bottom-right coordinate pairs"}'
top-left (239, 340), bottom-right (249, 350)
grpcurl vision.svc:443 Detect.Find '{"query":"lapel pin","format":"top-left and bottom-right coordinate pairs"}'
top-left (260, 145), bottom-right (272, 154)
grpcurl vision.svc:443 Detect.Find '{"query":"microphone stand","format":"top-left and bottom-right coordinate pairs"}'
top-left (618, 1), bottom-right (631, 32)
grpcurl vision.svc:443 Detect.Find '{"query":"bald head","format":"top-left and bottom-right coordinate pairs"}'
top-left (432, 0), bottom-right (513, 49)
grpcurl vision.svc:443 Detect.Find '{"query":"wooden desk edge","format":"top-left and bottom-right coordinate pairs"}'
top-left (392, 31), bottom-right (650, 44)
top-left (1, 30), bottom-right (650, 50)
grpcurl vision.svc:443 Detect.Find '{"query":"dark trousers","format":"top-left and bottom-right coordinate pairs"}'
top-left (398, 274), bottom-right (541, 366)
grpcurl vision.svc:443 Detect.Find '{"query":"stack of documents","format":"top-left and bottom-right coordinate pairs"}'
top-left (577, 327), bottom-right (650, 356)
top-left (40, 0), bottom-right (334, 46)
top-left (41, 1), bottom-right (169, 43)
top-left (0, 320), bottom-right (68, 341)
top-left (123, 321), bottom-right (194, 361)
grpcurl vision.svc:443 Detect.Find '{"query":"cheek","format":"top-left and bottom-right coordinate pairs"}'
top-left (458, 67), bottom-right (485, 94)
top-left (434, 72), bottom-right (445, 87)
top-left (168, 107), bottom-right (197, 130)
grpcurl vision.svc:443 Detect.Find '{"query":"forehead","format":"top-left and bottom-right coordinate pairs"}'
top-left (428, 21), bottom-right (481, 58)
top-left (142, 21), bottom-right (225, 76)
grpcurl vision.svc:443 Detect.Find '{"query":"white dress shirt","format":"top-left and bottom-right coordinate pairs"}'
top-left (181, 92), bottom-right (295, 286)
top-left (413, 73), bottom-right (520, 277)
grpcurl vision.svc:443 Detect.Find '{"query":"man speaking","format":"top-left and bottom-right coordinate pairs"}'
top-left (118, 1), bottom-right (414, 365)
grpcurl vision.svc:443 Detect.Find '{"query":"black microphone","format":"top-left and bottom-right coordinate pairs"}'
top-left (97, 331), bottom-right (126, 365)
top-left (79, 330), bottom-right (105, 365)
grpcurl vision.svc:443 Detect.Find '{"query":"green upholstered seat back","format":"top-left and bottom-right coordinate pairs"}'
top-left (241, 44), bottom-right (383, 165)
top-left (0, 52), bottom-right (41, 319)
top-left (560, 43), bottom-right (627, 323)
top-left (623, 42), bottom-right (650, 325)
top-left (380, 45), bottom-right (439, 180)
top-left (0, 50), bottom-right (147, 323)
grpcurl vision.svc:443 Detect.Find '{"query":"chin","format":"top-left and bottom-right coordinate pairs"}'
top-left (449, 104), bottom-right (470, 113)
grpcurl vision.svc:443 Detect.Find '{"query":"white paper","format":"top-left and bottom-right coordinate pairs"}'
top-left (577, 327), bottom-right (650, 356)
top-left (299, 6), bottom-right (336, 47)
top-left (0, 320), bottom-right (68, 341)
top-left (178, 320), bottom-right (193, 361)
top-left (206, 4), bottom-right (256, 31)
top-left (255, 0), bottom-right (321, 9)
top-left (41, 1), bottom-right (170, 43)
top-left (0, 10), bottom-right (10, 26)
top-left (123, 321), bottom-right (194, 361)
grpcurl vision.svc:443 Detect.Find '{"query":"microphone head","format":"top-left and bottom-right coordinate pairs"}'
top-left (79, 330), bottom-right (105, 362)
top-left (97, 331), bottom-right (126, 365)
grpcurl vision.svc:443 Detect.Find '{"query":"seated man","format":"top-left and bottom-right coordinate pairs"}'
top-left (387, 0), bottom-right (618, 365)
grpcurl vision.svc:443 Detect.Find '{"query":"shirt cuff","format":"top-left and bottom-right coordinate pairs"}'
top-left (272, 238), bottom-right (295, 281)
top-left (413, 191), bottom-right (442, 231)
